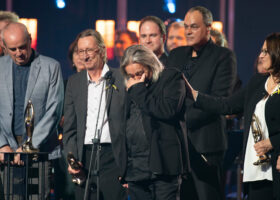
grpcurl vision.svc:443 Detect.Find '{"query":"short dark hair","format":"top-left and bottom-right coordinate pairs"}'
top-left (116, 30), bottom-right (138, 43)
top-left (139, 16), bottom-right (166, 36)
top-left (188, 6), bottom-right (213, 27)
top-left (266, 32), bottom-right (280, 81)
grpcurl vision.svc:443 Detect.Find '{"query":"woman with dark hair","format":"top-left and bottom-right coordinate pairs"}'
top-left (119, 45), bottom-right (189, 200)
top-left (186, 33), bottom-right (280, 200)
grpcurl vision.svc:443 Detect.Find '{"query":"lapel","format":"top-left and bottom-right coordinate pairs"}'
top-left (4, 57), bottom-right (14, 110)
top-left (24, 53), bottom-right (41, 109)
top-left (80, 70), bottom-right (89, 127)
top-left (105, 69), bottom-right (114, 115)
top-left (188, 42), bottom-right (214, 80)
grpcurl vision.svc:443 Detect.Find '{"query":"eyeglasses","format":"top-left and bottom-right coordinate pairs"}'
top-left (77, 48), bottom-right (98, 56)
top-left (260, 49), bottom-right (269, 56)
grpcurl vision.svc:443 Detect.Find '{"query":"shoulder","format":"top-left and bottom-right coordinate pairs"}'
top-left (36, 54), bottom-right (60, 67)
top-left (169, 46), bottom-right (191, 57)
top-left (209, 43), bottom-right (235, 57)
top-left (160, 67), bottom-right (182, 82)
top-left (0, 55), bottom-right (12, 67)
top-left (68, 69), bottom-right (87, 83)
top-left (247, 73), bottom-right (268, 87)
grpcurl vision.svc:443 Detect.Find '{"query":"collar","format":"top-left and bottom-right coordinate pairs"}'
top-left (191, 39), bottom-right (212, 58)
top-left (87, 63), bottom-right (110, 83)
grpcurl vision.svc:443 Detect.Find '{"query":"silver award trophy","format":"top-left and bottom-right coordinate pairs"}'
top-left (251, 114), bottom-right (270, 165)
top-left (67, 152), bottom-right (86, 185)
top-left (22, 100), bottom-right (39, 160)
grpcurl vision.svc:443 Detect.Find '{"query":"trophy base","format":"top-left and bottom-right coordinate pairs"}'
top-left (253, 156), bottom-right (270, 166)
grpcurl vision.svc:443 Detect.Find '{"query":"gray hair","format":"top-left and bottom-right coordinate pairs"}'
top-left (189, 6), bottom-right (213, 27)
top-left (0, 11), bottom-right (19, 23)
top-left (120, 45), bottom-right (164, 83)
top-left (75, 29), bottom-right (107, 63)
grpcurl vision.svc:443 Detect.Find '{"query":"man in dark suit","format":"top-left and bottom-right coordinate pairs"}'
top-left (63, 29), bottom-right (127, 200)
top-left (167, 6), bottom-right (237, 200)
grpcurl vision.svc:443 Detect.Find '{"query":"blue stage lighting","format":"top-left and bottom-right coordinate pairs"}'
top-left (164, 0), bottom-right (176, 14)
top-left (56, 0), bottom-right (66, 9)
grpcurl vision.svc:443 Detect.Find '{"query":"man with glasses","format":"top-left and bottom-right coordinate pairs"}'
top-left (167, 6), bottom-right (237, 200)
top-left (63, 29), bottom-right (127, 200)
top-left (0, 22), bottom-right (63, 198)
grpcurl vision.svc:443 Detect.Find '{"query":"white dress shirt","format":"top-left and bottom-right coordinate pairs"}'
top-left (84, 64), bottom-right (111, 144)
top-left (243, 77), bottom-right (280, 182)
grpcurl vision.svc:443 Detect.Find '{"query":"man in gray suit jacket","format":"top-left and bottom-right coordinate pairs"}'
top-left (63, 29), bottom-right (127, 200)
top-left (0, 22), bottom-right (63, 198)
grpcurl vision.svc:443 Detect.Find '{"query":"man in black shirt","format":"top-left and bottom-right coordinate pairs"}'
top-left (167, 6), bottom-right (237, 200)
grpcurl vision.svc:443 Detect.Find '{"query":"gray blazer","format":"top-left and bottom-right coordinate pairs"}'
top-left (0, 52), bottom-right (64, 159)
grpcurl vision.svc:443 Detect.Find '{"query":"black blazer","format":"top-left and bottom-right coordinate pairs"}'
top-left (122, 68), bottom-right (189, 177)
top-left (167, 41), bottom-right (237, 153)
top-left (196, 73), bottom-right (280, 198)
top-left (63, 67), bottom-right (126, 175)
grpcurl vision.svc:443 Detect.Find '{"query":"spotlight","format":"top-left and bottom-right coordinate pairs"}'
top-left (164, 0), bottom-right (176, 14)
top-left (56, 0), bottom-right (66, 9)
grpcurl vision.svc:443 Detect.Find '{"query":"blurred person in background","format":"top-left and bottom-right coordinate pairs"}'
top-left (0, 10), bottom-right (19, 56)
top-left (166, 21), bottom-right (187, 53)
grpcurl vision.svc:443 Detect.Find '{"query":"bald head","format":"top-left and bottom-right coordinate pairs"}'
top-left (2, 22), bottom-right (32, 65)
top-left (2, 22), bottom-right (30, 45)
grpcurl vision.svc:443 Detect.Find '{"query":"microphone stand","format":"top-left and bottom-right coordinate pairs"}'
top-left (83, 73), bottom-right (112, 200)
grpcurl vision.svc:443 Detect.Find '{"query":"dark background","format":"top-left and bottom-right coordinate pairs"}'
top-left (1, 0), bottom-right (279, 84)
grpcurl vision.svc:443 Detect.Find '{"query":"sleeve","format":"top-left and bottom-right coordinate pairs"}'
top-left (31, 62), bottom-right (64, 149)
top-left (186, 50), bottom-right (238, 129)
top-left (127, 69), bottom-right (186, 120)
top-left (62, 78), bottom-right (79, 159)
top-left (195, 87), bottom-right (245, 115)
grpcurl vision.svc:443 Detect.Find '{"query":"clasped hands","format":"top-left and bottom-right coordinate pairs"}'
top-left (0, 145), bottom-right (24, 165)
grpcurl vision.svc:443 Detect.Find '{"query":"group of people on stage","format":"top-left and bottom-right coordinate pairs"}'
top-left (0, 5), bottom-right (280, 200)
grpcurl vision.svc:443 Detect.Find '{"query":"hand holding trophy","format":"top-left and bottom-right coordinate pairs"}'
top-left (67, 152), bottom-right (86, 185)
top-left (251, 114), bottom-right (270, 165)
top-left (22, 100), bottom-right (39, 161)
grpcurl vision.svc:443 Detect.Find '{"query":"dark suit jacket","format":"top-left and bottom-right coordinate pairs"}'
top-left (196, 73), bottom-right (280, 198)
top-left (122, 68), bottom-right (189, 177)
top-left (63, 67), bottom-right (126, 175)
top-left (167, 41), bottom-right (237, 154)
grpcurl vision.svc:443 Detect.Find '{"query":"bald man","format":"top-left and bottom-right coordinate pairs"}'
top-left (0, 22), bottom-right (64, 198)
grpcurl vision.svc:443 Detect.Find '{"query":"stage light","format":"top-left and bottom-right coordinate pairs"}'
top-left (56, 0), bottom-right (66, 9)
top-left (96, 20), bottom-right (115, 60)
top-left (164, 0), bottom-right (176, 14)
top-left (127, 21), bottom-right (140, 37)
top-left (212, 21), bottom-right (223, 32)
top-left (19, 18), bottom-right (38, 49)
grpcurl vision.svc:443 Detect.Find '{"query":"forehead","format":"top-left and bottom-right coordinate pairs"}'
top-left (125, 63), bottom-right (145, 72)
top-left (4, 30), bottom-right (28, 48)
top-left (140, 21), bottom-right (161, 34)
top-left (77, 36), bottom-right (97, 48)
top-left (184, 10), bottom-right (204, 25)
